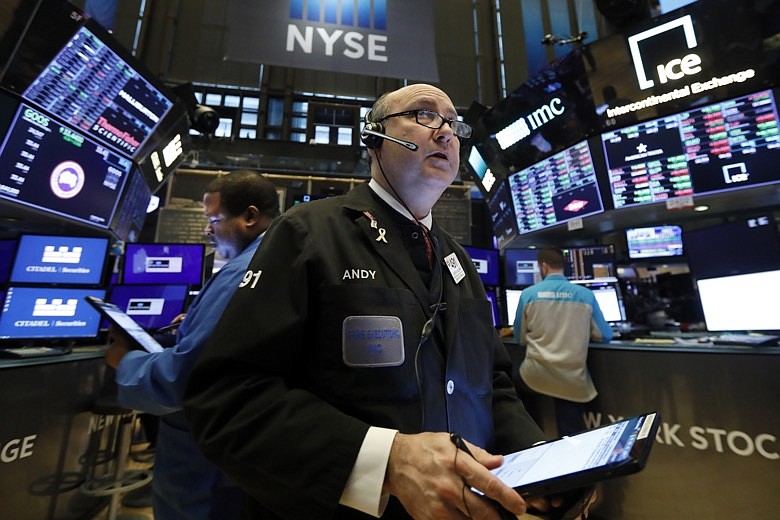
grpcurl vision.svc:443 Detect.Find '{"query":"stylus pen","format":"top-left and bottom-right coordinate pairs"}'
top-left (155, 323), bottom-right (180, 333)
top-left (450, 432), bottom-right (475, 458)
top-left (450, 432), bottom-right (519, 520)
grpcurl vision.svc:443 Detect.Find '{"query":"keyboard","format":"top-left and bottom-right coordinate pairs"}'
top-left (713, 334), bottom-right (780, 347)
top-left (0, 346), bottom-right (72, 359)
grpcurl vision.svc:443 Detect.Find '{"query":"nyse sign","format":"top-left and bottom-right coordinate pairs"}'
top-left (226, 0), bottom-right (439, 81)
top-left (286, 24), bottom-right (387, 62)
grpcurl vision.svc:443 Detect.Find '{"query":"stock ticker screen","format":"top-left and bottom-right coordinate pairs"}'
top-left (602, 89), bottom-right (780, 208)
top-left (508, 140), bottom-right (604, 235)
top-left (22, 25), bottom-right (172, 158)
top-left (0, 103), bottom-right (134, 228)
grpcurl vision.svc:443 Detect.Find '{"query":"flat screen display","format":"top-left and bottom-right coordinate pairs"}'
top-left (487, 180), bottom-right (518, 250)
top-left (683, 216), bottom-right (780, 279)
top-left (0, 103), bottom-right (134, 228)
top-left (508, 140), bottom-right (604, 235)
top-left (626, 225), bottom-right (684, 259)
top-left (0, 286), bottom-right (105, 339)
top-left (698, 270), bottom-right (780, 331)
top-left (110, 169), bottom-right (152, 243)
top-left (465, 145), bottom-right (498, 194)
top-left (463, 246), bottom-right (500, 286)
top-left (571, 278), bottom-right (626, 322)
top-left (505, 288), bottom-right (523, 327)
top-left (22, 23), bottom-right (173, 159)
top-left (107, 284), bottom-right (188, 330)
top-left (122, 243), bottom-right (205, 285)
top-left (602, 89), bottom-right (780, 209)
top-left (563, 245), bottom-right (616, 280)
top-left (0, 239), bottom-right (17, 283)
top-left (503, 249), bottom-right (540, 287)
top-left (10, 234), bottom-right (108, 285)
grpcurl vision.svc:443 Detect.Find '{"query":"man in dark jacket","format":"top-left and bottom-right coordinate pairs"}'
top-left (184, 84), bottom-right (550, 519)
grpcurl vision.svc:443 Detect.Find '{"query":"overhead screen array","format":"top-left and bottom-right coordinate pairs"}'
top-left (469, 0), bottom-right (780, 246)
top-left (0, 2), bottom-right (189, 241)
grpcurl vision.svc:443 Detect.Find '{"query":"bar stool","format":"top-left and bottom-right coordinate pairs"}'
top-left (80, 395), bottom-right (152, 520)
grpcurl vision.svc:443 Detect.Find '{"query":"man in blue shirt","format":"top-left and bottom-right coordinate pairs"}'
top-left (514, 247), bottom-right (614, 437)
top-left (105, 170), bottom-right (280, 519)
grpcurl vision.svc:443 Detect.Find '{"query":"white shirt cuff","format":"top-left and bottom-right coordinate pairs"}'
top-left (339, 426), bottom-right (398, 517)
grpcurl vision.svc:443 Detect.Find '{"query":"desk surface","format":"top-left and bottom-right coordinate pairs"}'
top-left (0, 345), bottom-right (105, 369)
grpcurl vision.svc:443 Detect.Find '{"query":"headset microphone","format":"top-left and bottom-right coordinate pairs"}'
top-left (361, 127), bottom-right (419, 151)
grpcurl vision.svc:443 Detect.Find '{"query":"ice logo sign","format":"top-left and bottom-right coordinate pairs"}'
top-left (628, 15), bottom-right (701, 90)
top-left (50, 161), bottom-right (85, 199)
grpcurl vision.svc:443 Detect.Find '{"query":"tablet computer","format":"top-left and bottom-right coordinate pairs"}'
top-left (84, 295), bottom-right (164, 353)
top-left (491, 412), bottom-right (660, 498)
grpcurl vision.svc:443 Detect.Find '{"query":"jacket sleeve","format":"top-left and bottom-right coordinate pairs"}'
top-left (114, 263), bottom-right (246, 415)
top-left (183, 215), bottom-right (369, 519)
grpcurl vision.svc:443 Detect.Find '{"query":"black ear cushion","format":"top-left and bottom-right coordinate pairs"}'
top-left (361, 121), bottom-right (385, 149)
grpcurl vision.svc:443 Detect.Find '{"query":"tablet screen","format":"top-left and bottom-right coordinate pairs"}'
top-left (86, 296), bottom-right (164, 353)
top-left (492, 413), bottom-right (657, 496)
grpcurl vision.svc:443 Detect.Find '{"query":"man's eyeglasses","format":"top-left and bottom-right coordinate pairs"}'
top-left (378, 109), bottom-right (472, 139)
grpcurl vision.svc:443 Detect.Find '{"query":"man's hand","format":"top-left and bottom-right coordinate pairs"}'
top-left (104, 327), bottom-right (133, 369)
top-left (384, 432), bottom-right (527, 519)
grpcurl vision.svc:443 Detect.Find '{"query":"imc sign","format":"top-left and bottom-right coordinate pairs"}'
top-left (225, 0), bottom-right (439, 81)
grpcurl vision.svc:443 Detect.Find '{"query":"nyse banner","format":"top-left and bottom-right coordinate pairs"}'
top-left (225, 0), bottom-right (439, 82)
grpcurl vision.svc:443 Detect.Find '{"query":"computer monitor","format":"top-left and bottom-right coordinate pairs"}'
top-left (0, 102), bottom-right (135, 229)
top-left (10, 234), bottom-right (109, 285)
top-left (0, 239), bottom-right (17, 283)
top-left (563, 245), bottom-right (616, 280)
top-left (507, 140), bottom-right (605, 235)
top-left (122, 243), bottom-right (205, 285)
top-left (697, 270), bottom-right (780, 331)
top-left (626, 225), bottom-right (684, 259)
top-left (571, 278), bottom-right (626, 323)
top-left (107, 284), bottom-right (188, 330)
top-left (21, 21), bottom-right (173, 160)
top-left (505, 288), bottom-right (524, 327)
top-left (463, 246), bottom-right (500, 286)
top-left (503, 248), bottom-right (540, 287)
top-left (683, 216), bottom-right (780, 280)
top-left (0, 286), bottom-right (105, 340)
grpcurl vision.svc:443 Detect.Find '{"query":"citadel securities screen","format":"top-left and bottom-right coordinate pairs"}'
top-left (22, 24), bottom-right (172, 158)
top-left (10, 235), bottom-right (108, 285)
top-left (602, 90), bottom-right (780, 208)
top-left (0, 103), bottom-right (134, 228)
top-left (508, 140), bottom-right (604, 235)
top-left (0, 286), bottom-right (105, 340)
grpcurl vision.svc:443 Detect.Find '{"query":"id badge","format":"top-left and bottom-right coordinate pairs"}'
top-left (342, 316), bottom-right (405, 367)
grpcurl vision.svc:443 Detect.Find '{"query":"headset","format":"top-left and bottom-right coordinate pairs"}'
top-left (360, 110), bottom-right (419, 151)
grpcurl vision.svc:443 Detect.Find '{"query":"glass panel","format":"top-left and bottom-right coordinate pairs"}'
top-left (291, 116), bottom-right (307, 130)
top-left (224, 95), bottom-right (241, 108)
top-left (314, 125), bottom-right (330, 144)
top-left (205, 93), bottom-right (222, 105)
top-left (243, 97), bottom-right (260, 110)
top-left (267, 98), bottom-right (284, 126)
top-left (292, 101), bottom-right (308, 114)
top-left (290, 131), bottom-right (306, 143)
top-left (215, 118), bottom-right (233, 138)
top-left (239, 128), bottom-right (257, 139)
top-left (241, 113), bottom-right (258, 126)
top-left (267, 130), bottom-right (281, 140)
top-left (337, 127), bottom-right (353, 145)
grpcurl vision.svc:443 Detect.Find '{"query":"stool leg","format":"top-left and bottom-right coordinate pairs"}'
top-left (107, 412), bottom-right (134, 520)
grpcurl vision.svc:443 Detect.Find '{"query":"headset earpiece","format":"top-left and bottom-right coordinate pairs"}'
top-left (361, 110), bottom-right (385, 149)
